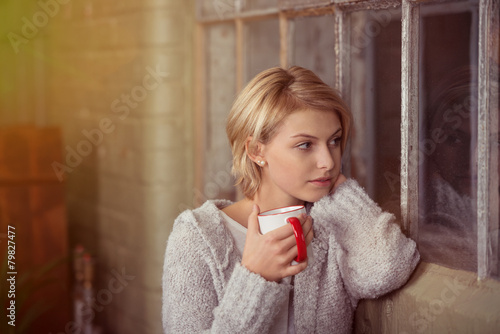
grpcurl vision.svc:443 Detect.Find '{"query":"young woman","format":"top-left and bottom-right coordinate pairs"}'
top-left (162, 66), bottom-right (419, 333)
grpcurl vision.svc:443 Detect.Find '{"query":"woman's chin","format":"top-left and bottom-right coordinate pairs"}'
top-left (301, 190), bottom-right (332, 203)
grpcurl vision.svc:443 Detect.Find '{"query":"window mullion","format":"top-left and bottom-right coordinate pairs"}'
top-left (235, 18), bottom-right (244, 91)
top-left (194, 23), bottom-right (207, 207)
top-left (401, 0), bottom-right (420, 237)
top-left (477, 0), bottom-right (496, 280)
top-left (334, 9), bottom-right (353, 176)
top-left (279, 12), bottom-right (290, 68)
top-left (334, 9), bottom-right (350, 101)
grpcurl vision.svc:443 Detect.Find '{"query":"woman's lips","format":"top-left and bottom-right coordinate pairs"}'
top-left (309, 177), bottom-right (332, 187)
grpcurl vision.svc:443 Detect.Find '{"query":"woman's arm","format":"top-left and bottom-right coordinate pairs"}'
top-left (311, 179), bottom-right (420, 301)
top-left (162, 217), bottom-right (291, 333)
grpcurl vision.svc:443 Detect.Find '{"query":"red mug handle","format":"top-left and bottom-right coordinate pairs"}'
top-left (286, 217), bottom-right (307, 262)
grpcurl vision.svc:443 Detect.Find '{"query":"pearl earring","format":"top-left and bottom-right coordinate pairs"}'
top-left (258, 160), bottom-right (265, 166)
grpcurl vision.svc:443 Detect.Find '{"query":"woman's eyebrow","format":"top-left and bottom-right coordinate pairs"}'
top-left (290, 127), bottom-right (342, 139)
top-left (290, 133), bottom-right (318, 139)
top-left (331, 127), bottom-right (343, 137)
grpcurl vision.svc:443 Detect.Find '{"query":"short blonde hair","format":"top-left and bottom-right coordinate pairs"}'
top-left (226, 66), bottom-right (352, 199)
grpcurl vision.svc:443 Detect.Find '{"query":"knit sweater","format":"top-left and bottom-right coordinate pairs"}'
top-left (162, 179), bottom-right (420, 333)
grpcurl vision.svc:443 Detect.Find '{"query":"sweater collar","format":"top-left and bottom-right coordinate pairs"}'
top-left (190, 200), bottom-right (236, 272)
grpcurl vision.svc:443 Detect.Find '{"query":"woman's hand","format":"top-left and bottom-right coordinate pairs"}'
top-left (241, 205), bottom-right (314, 282)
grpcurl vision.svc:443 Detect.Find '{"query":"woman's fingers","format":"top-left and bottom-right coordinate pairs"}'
top-left (283, 258), bottom-right (308, 276)
top-left (266, 214), bottom-right (314, 259)
top-left (241, 206), bottom-right (314, 281)
top-left (247, 204), bottom-right (261, 235)
top-left (301, 215), bottom-right (314, 246)
top-left (261, 225), bottom-right (297, 255)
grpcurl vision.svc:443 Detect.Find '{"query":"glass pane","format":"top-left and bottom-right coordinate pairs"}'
top-left (244, 18), bottom-right (281, 84)
top-left (204, 24), bottom-right (237, 200)
top-left (198, 0), bottom-right (235, 19)
top-left (245, 0), bottom-right (278, 11)
top-left (418, 5), bottom-right (479, 272)
top-left (349, 9), bottom-right (402, 219)
top-left (290, 15), bottom-right (336, 88)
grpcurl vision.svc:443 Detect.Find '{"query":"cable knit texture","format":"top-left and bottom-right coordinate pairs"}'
top-left (162, 179), bottom-right (420, 333)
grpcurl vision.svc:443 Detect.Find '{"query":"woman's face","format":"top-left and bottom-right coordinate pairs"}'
top-left (258, 109), bottom-right (343, 206)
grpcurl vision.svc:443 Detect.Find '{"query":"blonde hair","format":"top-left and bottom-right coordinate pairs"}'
top-left (226, 66), bottom-right (352, 199)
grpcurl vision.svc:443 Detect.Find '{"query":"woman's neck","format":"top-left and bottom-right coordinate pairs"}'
top-left (252, 189), bottom-right (304, 213)
top-left (221, 189), bottom-right (304, 229)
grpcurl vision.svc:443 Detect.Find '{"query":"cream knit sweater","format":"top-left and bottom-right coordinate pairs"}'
top-left (162, 179), bottom-right (419, 333)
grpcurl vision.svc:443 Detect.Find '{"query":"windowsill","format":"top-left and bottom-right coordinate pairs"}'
top-left (354, 261), bottom-right (500, 333)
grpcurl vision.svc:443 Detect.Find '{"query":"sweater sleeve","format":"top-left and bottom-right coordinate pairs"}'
top-left (162, 216), bottom-right (291, 334)
top-left (310, 179), bottom-right (420, 302)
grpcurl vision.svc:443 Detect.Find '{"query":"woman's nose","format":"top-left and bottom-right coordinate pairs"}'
top-left (317, 146), bottom-right (334, 170)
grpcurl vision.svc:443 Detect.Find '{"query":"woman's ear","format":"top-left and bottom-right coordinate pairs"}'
top-left (245, 137), bottom-right (266, 166)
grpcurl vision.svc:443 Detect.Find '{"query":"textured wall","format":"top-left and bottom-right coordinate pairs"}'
top-left (354, 262), bottom-right (500, 333)
top-left (0, 1), bottom-right (46, 126)
top-left (44, 1), bottom-right (194, 333)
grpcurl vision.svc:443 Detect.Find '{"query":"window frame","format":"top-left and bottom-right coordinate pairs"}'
top-left (194, 0), bottom-right (499, 280)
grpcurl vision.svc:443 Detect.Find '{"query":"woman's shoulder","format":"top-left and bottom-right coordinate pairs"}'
top-left (174, 199), bottom-right (233, 229)
top-left (167, 199), bottom-right (235, 259)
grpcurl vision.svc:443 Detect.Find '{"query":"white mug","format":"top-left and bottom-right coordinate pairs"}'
top-left (257, 205), bottom-right (312, 264)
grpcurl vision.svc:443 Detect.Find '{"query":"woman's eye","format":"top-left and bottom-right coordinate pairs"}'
top-left (329, 137), bottom-right (340, 147)
top-left (297, 142), bottom-right (311, 150)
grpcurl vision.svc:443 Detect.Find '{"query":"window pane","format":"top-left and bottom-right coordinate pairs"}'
top-left (244, 18), bottom-right (281, 84)
top-left (418, 6), bottom-right (479, 272)
top-left (349, 9), bottom-right (402, 219)
top-left (204, 24), bottom-right (237, 200)
top-left (290, 15), bottom-right (336, 88)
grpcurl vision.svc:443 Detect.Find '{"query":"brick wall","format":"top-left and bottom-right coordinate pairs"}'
top-left (45, 1), bottom-right (194, 333)
top-left (0, 1), bottom-right (46, 126)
